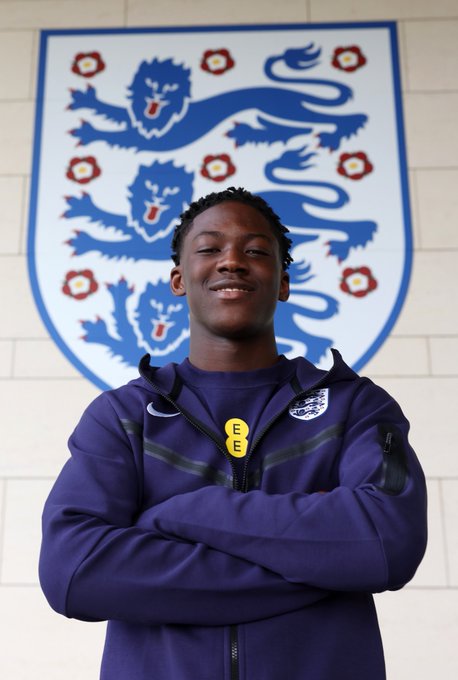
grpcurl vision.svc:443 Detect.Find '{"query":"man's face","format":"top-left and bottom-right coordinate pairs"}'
top-left (170, 201), bottom-right (290, 342)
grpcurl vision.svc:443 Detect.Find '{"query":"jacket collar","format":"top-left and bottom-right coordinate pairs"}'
top-left (138, 348), bottom-right (357, 402)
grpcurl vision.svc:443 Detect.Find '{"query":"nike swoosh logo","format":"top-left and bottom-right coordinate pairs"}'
top-left (147, 402), bottom-right (180, 418)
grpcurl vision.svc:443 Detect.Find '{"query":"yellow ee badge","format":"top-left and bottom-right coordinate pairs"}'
top-left (225, 418), bottom-right (249, 458)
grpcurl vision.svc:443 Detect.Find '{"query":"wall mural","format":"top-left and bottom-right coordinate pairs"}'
top-left (28, 22), bottom-right (412, 390)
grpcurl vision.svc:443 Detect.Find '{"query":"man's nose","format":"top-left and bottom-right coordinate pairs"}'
top-left (217, 247), bottom-right (248, 271)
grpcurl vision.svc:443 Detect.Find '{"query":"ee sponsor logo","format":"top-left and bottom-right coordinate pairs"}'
top-left (225, 418), bottom-right (249, 458)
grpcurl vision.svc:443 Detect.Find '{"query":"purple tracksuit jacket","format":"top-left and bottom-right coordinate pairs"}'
top-left (39, 350), bottom-right (427, 679)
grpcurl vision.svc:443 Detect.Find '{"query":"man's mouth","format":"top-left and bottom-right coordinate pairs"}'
top-left (216, 287), bottom-right (251, 292)
top-left (210, 281), bottom-right (254, 293)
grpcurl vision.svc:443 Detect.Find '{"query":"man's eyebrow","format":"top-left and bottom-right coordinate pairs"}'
top-left (192, 230), bottom-right (274, 242)
top-left (191, 230), bottom-right (222, 240)
top-left (244, 232), bottom-right (274, 242)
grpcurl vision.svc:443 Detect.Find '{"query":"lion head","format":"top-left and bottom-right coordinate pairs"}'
top-left (127, 57), bottom-right (191, 138)
top-left (137, 281), bottom-right (190, 359)
top-left (128, 160), bottom-right (193, 242)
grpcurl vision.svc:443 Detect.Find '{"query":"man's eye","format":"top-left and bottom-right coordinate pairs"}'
top-left (247, 248), bottom-right (268, 256)
top-left (197, 247), bottom-right (218, 254)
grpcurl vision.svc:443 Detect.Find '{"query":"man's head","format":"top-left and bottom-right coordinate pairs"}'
top-left (169, 192), bottom-right (291, 366)
top-left (171, 186), bottom-right (293, 270)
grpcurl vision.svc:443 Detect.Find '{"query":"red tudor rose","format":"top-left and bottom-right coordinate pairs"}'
top-left (340, 267), bottom-right (377, 298)
top-left (200, 49), bottom-right (235, 75)
top-left (71, 51), bottom-right (105, 78)
top-left (201, 154), bottom-right (236, 182)
top-left (66, 156), bottom-right (101, 184)
top-left (337, 152), bottom-right (373, 181)
top-left (332, 46), bottom-right (367, 72)
top-left (62, 270), bottom-right (98, 300)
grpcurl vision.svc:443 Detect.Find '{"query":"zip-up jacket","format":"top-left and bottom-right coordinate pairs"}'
top-left (39, 350), bottom-right (427, 680)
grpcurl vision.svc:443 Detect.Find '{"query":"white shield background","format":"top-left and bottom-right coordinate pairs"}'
top-left (28, 23), bottom-right (412, 390)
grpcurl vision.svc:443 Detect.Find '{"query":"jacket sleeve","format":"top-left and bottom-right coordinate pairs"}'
top-left (148, 381), bottom-right (427, 593)
top-left (39, 393), bottom-right (328, 627)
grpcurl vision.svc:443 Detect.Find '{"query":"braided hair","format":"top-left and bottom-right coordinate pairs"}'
top-left (171, 186), bottom-right (293, 270)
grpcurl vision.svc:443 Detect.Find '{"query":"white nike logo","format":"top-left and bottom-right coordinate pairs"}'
top-left (147, 402), bottom-right (180, 418)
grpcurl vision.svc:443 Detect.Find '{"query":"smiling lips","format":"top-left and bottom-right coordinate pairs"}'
top-left (210, 280), bottom-right (254, 294)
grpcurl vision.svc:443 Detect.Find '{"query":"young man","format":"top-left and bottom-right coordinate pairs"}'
top-left (40, 187), bottom-right (427, 680)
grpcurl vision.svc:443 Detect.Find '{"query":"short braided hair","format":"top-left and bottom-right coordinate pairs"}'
top-left (171, 186), bottom-right (293, 270)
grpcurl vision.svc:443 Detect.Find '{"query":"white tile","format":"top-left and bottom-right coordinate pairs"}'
top-left (363, 336), bottom-right (429, 377)
top-left (0, 478), bottom-right (4, 566)
top-left (375, 589), bottom-right (458, 679)
top-left (0, 102), bottom-right (33, 175)
top-left (0, 378), bottom-right (100, 477)
top-left (373, 377), bottom-right (458, 478)
top-left (13, 339), bottom-right (81, 378)
top-left (29, 27), bottom-right (39, 99)
top-left (430, 337), bottom-right (458, 376)
top-left (442, 479), bottom-right (458, 586)
top-left (20, 174), bottom-right (31, 255)
top-left (310, 0), bottom-right (458, 20)
top-left (404, 93), bottom-right (458, 168)
top-left (0, 587), bottom-right (105, 680)
top-left (393, 251), bottom-right (458, 335)
top-left (127, 0), bottom-right (308, 25)
top-left (0, 177), bottom-right (24, 254)
top-left (404, 20), bottom-right (458, 91)
top-left (1, 478), bottom-right (54, 584)
top-left (396, 20), bottom-right (409, 93)
top-left (409, 479), bottom-right (447, 587)
top-left (0, 256), bottom-right (49, 338)
top-left (415, 170), bottom-right (458, 249)
top-left (0, 1), bottom-right (125, 29)
top-left (0, 340), bottom-right (13, 377)
top-left (408, 169), bottom-right (421, 249)
top-left (0, 30), bottom-right (34, 99)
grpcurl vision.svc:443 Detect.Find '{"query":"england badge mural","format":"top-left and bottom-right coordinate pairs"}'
top-left (28, 23), bottom-right (412, 390)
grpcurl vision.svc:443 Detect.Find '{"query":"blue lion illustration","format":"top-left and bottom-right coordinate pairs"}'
top-left (259, 147), bottom-right (377, 262)
top-left (275, 261), bottom-right (338, 363)
top-left (64, 160), bottom-right (194, 260)
top-left (128, 58), bottom-right (191, 139)
top-left (68, 45), bottom-right (366, 152)
top-left (81, 278), bottom-right (190, 366)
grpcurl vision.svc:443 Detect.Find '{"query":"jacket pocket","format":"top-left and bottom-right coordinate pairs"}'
top-left (377, 423), bottom-right (408, 495)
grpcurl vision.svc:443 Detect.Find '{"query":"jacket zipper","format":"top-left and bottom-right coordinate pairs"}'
top-left (230, 625), bottom-right (239, 680)
top-left (141, 373), bottom-right (243, 679)
top-left (383, 432), bottom-right (393, 454)
top-left (141, 361), bottom-right (335, 680)
top-left (379, 425), bottom-right (408, 494)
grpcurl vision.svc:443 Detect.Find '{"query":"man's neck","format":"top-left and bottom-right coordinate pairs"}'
top-left (188, 334), bottom-right (280, 372)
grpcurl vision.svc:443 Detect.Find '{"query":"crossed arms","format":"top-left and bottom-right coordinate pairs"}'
top-left (39, 384), bottom-right (427, 626)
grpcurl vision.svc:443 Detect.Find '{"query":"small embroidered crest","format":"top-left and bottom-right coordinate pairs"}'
top-left (289, 389), bottom-right (329, 420)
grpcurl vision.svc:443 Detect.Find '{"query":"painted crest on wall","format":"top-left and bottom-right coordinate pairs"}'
top-left (28, 23), bottom-right (412, 390)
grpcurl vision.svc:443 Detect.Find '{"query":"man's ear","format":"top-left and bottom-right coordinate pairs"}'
top-left (170, 265), bottom-right (186, 297)
top-left (278, 270), bottom-right (290, 302)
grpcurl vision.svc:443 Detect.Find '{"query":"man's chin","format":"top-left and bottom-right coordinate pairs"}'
top-left (211, 322), bottom-right (272, 342)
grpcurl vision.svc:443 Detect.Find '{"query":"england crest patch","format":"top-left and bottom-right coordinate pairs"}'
top-left (289, 389), bottom-right (329, 421)
top-left (28, 22), bottom-right (412, 390)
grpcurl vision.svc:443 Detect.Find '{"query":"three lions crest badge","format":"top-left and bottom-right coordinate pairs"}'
top-left (28, 23), bottom-right (412, 389)
top-left (289, 390), bottom-right (329, 421)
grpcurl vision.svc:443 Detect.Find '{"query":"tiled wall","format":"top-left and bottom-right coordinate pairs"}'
top-left (0, 1), bottom-right (457, 677)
